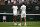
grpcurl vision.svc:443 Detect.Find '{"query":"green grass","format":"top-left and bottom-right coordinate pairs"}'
top-left (0, 21), bottom-right (40, 27)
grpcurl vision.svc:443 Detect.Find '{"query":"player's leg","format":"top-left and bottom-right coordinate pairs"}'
top-left (13, 16), bottom-right (17, 22)
top-left (13, 16), bottom-right (17, 25)
top-left (24, 13), bottom-right (26, 26)
top-left (24, 17), bottom-right (26, 26)
top-left (18, 14), bottom-right (23, 26)
top-left (20, 18), bottom-right (22, 23)
top-left (13, 11), bottom-right (18, 25)
top-left (13, 12), bottom-right (17, 25)
top-left (3, 20), bottom-right (6, 22)
top-left (18, 17), bottom-right (22, 26)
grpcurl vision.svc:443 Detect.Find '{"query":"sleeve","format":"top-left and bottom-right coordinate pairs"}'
top-left (17, 6), bottom-right (18, 9)
top-left (25, 6), bottom-right (26, 9)
top-left (20, 6), bottom-right (22, 9)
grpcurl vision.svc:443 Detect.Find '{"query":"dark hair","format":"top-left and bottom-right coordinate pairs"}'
top-left (22, 3), bottom-right (24, 4)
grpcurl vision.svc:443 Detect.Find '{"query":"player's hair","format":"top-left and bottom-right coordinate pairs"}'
top-left (22, 3), bottom-right (24, 5)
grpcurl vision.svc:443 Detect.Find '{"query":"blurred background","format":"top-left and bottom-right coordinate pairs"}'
top-left (0, 0), bottom-right (40, 22)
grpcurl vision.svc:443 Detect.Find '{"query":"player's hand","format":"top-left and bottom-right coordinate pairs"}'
top-left (18, 11), bottom-right (20, 13)
top-left (18, 11), bottom-right (20, 14)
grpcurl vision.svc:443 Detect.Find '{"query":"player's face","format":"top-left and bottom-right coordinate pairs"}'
top-left (14, 4), bottom-right (16, 6)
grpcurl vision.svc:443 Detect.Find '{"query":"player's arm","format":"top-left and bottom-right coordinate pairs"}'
top-left (12, 6), bottom-right (13, 9)
top-left (18, 9), bottom-right (22, 14)
top-left (18, 9), bottom-right (22, 13)
top-left (17, 6), bottom-right (18, 10)
top-left (18, 6), bottom-right (22, 13)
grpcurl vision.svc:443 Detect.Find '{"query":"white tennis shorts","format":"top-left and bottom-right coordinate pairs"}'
top-left (13, 11), bottom-right (17, 16)
top-left (21, 13), bottom-right (26, 18)
top-left (3, 16), bottom-right (6, 20)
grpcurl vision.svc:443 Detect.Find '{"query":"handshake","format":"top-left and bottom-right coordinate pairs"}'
top-left (18, 10), bottom-right (20, 15)
top-left (17, 9), bottom-right (21, 15)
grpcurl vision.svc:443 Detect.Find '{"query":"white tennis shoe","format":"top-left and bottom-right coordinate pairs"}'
top-left (14, 23), bottom-right (17, 26)
top-left (18, 23), bottom-right (21, 26)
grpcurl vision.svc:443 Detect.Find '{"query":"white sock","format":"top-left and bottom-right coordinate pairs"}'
top-left (20, 23), bottom-right (21, 24)
top-left (25, 22), bottom-right (26, 25)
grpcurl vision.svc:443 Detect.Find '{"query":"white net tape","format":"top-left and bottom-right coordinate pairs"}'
top-left (0, 13), bottom-right (40, 15)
